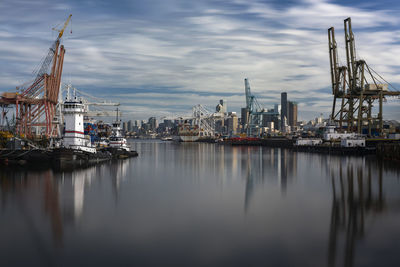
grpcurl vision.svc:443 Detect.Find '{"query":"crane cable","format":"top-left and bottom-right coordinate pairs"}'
top-left (368, 66), bottom-right (399, 93)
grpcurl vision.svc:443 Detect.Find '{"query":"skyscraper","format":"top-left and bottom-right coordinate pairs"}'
top-left (288, 101), bottom-right (298, 127)
top-left (281, 92), bottom-right (288, 130)
top-left (227, 113), bottom-right (238, 135)
top-left (216, 99), bottom-right (227, 114)
top-left (148, 117), bottom-right (158, 131)
top-left (127, 120), bottom-right (132, 132)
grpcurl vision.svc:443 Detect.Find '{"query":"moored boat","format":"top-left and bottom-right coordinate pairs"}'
top-left (52, 92), bottom-right (112, 168)
top-left (104, 110), bottom-right (138, 158)
top-left (178, 121), bottom-right (200, 142)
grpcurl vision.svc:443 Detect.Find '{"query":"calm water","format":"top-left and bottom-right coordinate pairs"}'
top-left (0, 140), bottom-right (399, 267)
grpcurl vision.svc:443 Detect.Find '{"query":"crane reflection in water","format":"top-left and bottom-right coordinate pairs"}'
top-left (0, 160), bottom-right (130, 248)
top-left (327, 158), bottom-right (390, 267)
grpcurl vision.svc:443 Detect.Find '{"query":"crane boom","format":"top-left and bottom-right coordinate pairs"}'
top-left (55, 14), bottom-right (72, 40)
top-left (244, 78), bottom-right (254, 113)
top-left (35, 14), bottom-right (72, 80)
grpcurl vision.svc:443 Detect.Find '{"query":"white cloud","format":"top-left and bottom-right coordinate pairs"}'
top-left (0, 0), bottom-right (399, 121)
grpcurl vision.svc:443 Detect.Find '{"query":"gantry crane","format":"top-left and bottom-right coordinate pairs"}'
top-left (328, 17), bottom-right (400, 136)
top-left (244, 78), bottom-right (276, 136)
top-left (0, 14), bottom-right (72, 138)
top-left (245, 78), bottom-right (260, 135)
top-left (328, 27), bottom-right (349, 131)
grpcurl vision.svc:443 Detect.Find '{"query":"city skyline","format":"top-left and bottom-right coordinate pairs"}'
top-left (0, 0), bottom-right (399, 121)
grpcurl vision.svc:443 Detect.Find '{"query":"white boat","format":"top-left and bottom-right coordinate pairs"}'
top-left (109, 112), bottom-right (131, 152)
top-left (52, 91), bottom-right (112, 168)
top-left (62, 94), bottom-right (96, 153)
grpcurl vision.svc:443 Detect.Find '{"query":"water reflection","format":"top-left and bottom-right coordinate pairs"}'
top-left (0, 160), bottom-right (130, 247)
top-left (241, 147), bottom-right (297, 211)
top-left (0, 142), bottom-right (399, 267)
top-left (109, 159), bottom-right (130, 200)
top-left (327, 159), bottom-right (388, 267)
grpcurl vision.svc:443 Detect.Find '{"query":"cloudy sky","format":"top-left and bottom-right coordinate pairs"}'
top-left (0, 0), bottom-right (399, 121)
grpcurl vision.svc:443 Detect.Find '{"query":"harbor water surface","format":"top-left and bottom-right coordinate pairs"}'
top-left (1, 140), bottom-right (399, 267)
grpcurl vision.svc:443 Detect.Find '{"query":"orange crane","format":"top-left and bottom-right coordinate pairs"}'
top-left (0, 14), bottom-right (71, 138)
top-left (34, 14), bottom-right (72, 81)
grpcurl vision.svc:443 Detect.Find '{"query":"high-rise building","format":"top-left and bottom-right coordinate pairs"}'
top-left (288, 101), bottom-right (298, 127)
top-left (281, 92), bottom-right (288, 130)
top-left (227, 112), bottom-right (238, 135)
top-left (148, 117), bottom-right (158, 131)
top-left (163, 119), bottom-right (174, 128)
top-left (127, 120), bottom-right (132, 132)
top-left (216, 99), bottom-right (227, 114)
top-left (241, 107), bottom-right (249, 129)
top-left (215, 119), bottom-right (226, 135)
top-left (274, 104), bottom-right (281, 115)
top-left (122, 121), bottom-right (128, 132)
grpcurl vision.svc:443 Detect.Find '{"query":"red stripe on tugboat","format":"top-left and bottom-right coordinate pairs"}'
top-left (65, 130), bottom-right (85, 134)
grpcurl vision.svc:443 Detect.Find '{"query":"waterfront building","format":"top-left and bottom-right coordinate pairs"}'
top-left (274, 104), bottom-right (281, 115)
top-left (127, 120), bottom-right (132, 132)
top-left (227, 112), bottom-right (238, 135)
top-left (215, 119), bottom-right (226, 135)
top-left (122, 121), bottom-right (128, 133)
top-left (281, 92), bottom-right (288, 130)
top-left (216, 99), bottom-right (227, 115)
top-left (288, 101), bottom-right (298, 127)
top-left (163, 119), bottom-right (174, 128)
top-left (148, 117), bottom-right (158, 131)
top-left (266, 121), bottom-right (274, 132)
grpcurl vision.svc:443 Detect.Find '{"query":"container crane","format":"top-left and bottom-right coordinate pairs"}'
top-left (328, 17), bottom-right (400, 136)
top-left (244, 78), bottom-right (266, 136)
top-left (0, 14), bottom-right (72, 138)
top-left (328, 26), bottom-right (350, 131)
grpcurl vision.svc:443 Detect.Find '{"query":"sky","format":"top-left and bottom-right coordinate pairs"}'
top-left (0, 0), bottom-right (399, 121)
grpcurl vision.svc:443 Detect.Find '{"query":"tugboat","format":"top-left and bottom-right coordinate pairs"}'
top-left (52, 91), bottom-right (111, 169)
top-left (105, 109), bottom-right (138, 159)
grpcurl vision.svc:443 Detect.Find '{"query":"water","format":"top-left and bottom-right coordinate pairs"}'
top-left (0, 140), bottom-right (399, 267)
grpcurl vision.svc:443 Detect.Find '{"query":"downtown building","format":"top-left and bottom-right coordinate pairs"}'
top-left (281, 92), bottom-right (298, 132)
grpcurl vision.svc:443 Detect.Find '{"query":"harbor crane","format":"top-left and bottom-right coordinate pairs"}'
top-left (32, 14), bottom-right (72, 82)
top-left (0, 14), bottom-right (72, 138)
top-left (192, 104), bottom-right (215, 137)
top-left (245, 78), bottom-right (262, 136)
top-left (244, 78), bottom-right (277, 136)
top-left (328, 17), bottom-right (400, 136)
